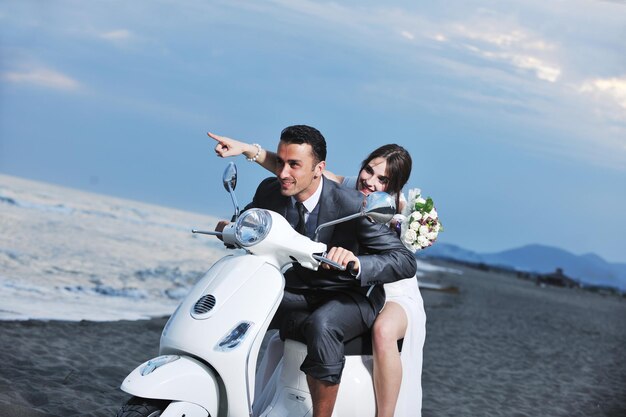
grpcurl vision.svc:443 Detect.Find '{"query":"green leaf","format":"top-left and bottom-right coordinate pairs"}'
top-left (424, 197), bottom-right (434, 213)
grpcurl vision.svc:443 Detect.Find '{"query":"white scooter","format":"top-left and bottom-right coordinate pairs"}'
top-left (116, 163), bottom-right (397, 417)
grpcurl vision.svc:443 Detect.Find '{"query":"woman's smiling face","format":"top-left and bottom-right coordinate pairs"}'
top-left (357, 157), bottom-right (389, 195)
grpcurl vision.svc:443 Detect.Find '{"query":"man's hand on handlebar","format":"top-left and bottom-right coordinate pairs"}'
top-left (321, 247), bottom-right (360, 276)
top-left (215, 220), bottom-right (230, 242)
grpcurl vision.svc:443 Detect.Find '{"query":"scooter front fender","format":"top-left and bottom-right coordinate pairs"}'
top-left (121, 355), bottom-right (218, 417)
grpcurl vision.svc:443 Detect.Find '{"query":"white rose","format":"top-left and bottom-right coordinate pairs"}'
top-left (416, 197), bottom-right (426, 205)
top-left (429, 208), bottom-right (438, 219)
top-left (417, 235), bottom-right (430, 247)
top-left (410, 221), bottom-right (420, 230)
top-left (410, 211), bottom-right (422, 222)
top-left (392, 213), bottom-right (406, 224)
top-left (418, 225), bottom-right (429, 236)
top-left (427, 232), bottom-right (438, 240)
top-left (433, 223), bottom-right (440, 233)
top-left (404, 229), bottom-right (417, 244)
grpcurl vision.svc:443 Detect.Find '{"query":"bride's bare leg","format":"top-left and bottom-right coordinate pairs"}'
top-left (372, 302), bottom-right (408, 417)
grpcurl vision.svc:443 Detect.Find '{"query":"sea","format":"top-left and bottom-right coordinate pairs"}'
top-left (0, 174), bottom-right (458, 321)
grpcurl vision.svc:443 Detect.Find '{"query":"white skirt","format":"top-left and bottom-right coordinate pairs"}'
top-left (252, 277), bottom-right (426, 417)
top-left (384, 276), bottom-right (426, 417)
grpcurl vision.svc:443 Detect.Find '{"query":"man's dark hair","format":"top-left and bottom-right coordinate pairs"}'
top-left (279, 125), bottom-right (327, 164)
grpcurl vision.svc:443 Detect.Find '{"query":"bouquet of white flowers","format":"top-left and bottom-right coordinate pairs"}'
top-left (399, 188), bottom-right (443, 252)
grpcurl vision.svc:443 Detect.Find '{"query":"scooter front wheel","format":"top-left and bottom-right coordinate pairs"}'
top-left (116, 396), bottom-right (170, 417)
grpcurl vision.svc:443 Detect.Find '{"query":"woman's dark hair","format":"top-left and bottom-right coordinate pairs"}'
top-left (359, 144), bottom-right (412, 213)
top-left (279, 125), bottom-right (327, 164)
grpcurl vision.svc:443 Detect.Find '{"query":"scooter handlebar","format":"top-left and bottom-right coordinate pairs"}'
top-left (311, 256), bottom-right (358, 276)
top-left (191, 229), bottom-right (222, 236)
top-left (191, 223), bottom-right (238, 248)
top-left (312, 254), bottom-right (345, 270)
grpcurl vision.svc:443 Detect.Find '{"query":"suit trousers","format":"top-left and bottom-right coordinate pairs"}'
top-left (270, 288), bottom-right (375, 384)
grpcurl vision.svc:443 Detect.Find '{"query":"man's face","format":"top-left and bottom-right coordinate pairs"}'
top-left (275, 142), bottom-right (325, 201)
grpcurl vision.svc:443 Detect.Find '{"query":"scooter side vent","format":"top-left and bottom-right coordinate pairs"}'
top-left (193, 294), bottom-right (216, 314)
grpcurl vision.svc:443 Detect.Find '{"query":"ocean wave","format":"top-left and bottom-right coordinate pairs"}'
top-left (0, 247), bottom-right (22, 262)
top-left (0, 193), bottom-right (74, 214)
top-left (0, 195), bottom-right (17, 206)
top-left (61, 284), bottom-right (148, 300)
top-left (1, 280), bottom-right (47, 295)
top-left (0, 189), bottom-right (193, 233)
top-left (131, 266), bottom-right (202, 283)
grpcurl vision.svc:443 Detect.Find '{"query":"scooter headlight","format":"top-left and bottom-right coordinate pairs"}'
top-left (235, 209), bottom-right (272, 247)
top-left (140, 355), bottom-right (180, 376)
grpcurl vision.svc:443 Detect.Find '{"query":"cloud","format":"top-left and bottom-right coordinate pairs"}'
top-left (98, 29), bottom-right (136, 46)
top-left (509, 55), bottom-right (560, 82)
top-left (579, 76), bottom-right (626, 113)
top-left (268, 2), bottom-right (562, 83)
top-left (465, 47), bottom-right (561, 82)
top-left (429, 33), bottom-right (448, 42)
top-left (448, 24), bottom-right (561, 82)
top-left (2, 68), bottom-right (81, 91)
top-left (400, 30), bottom-right (415, 41)
top-left (100, 29), bottom-right (133, 41)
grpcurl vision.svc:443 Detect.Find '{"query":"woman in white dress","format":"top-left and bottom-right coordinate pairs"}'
top-left (210, 132), bottom-right (426, 417)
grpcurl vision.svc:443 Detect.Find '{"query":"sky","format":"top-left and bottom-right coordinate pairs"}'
top-left (1, 0), bottom-right (625, 263)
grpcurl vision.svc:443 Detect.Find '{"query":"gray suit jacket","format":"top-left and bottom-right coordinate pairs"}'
top-left (245, 176), bottom-right (417, 314)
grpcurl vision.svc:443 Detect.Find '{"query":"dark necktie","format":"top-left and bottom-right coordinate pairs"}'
top-left (295, 202), bottom-right (307, 236)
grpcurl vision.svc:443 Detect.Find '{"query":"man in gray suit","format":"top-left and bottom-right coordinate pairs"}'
top-left (218, 125), bottom-right (416, 417)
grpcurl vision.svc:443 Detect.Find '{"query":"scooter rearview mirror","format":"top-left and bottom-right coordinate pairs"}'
top-left (362, 191), bottom-right (396, 224)
top-left (222, 162), bottom-right (238, 191)
top-left (313, 191), bottom-right (396, 241)
top-left (222, 162), bottom-right (240, 219)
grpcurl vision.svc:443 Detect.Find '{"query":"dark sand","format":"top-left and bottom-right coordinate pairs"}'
top-left (1, 263), bottom-right (625, 417)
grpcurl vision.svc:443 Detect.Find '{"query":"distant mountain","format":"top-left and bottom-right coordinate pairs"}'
top-left (419, 243), bottom-right (626, 291)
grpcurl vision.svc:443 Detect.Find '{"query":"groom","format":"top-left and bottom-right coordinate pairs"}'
top-left (217, 125), bottom-right (416, 417)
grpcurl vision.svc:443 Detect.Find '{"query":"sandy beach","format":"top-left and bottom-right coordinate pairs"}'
top-left (420, 263), bottom-right (626, 417)
top-left (1, 262), bottom-right (624, 417)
